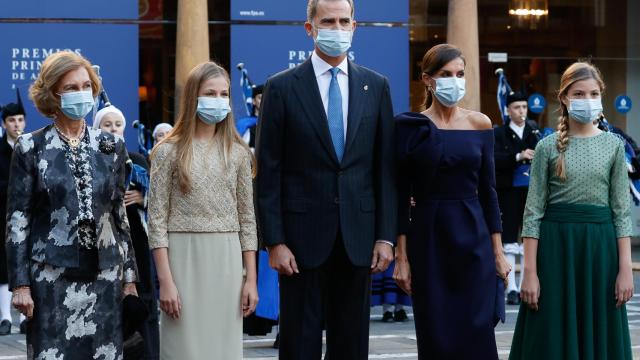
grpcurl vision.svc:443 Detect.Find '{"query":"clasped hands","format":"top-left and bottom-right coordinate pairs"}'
top-left (267, 242), bottom-right (394, 276)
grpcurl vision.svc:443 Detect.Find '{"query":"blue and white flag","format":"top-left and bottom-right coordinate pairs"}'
top-left (238, 64), bottom-right (254, 117)
top-left (496, 69), bottom-right (512, 123)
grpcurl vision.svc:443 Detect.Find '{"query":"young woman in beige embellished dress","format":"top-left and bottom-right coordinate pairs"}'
top-left (148, 61), bottom-right (258, 359)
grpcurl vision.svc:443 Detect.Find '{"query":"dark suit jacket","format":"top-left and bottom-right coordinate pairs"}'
top-left (6, 126), bottom-right (138, 289)
top-left (256, 58), bottom-right (397, 268)
top-left (493, 123), bottom-right (540, 190)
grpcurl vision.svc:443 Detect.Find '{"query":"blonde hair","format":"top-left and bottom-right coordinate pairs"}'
top-left (151, 61), bottom-right (255, 194)
top-left (555, 62), bottom-right (605, 181)
top-left (29, 51), bottom-right (101, 118)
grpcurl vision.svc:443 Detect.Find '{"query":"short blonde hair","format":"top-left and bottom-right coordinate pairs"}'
top-left (29, 51), bottom-right (101, 118)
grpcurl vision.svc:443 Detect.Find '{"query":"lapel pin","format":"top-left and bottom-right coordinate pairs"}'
top-left (363, 85), bottom-right (369, 91)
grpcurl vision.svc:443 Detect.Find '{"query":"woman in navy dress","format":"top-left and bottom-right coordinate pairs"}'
top-left (393, 44), bottom-right (511, 359)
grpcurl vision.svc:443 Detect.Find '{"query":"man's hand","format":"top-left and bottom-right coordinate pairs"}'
top-left (519, 149), bottom-right (535, 161)
top-left (268, 244), bottom-right (299, 276)
top-left (371, 242), bottom-right (393, 273)
top-left (124, 190), bottom-right (144, 207)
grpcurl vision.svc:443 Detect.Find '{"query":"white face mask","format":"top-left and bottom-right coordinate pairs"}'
top-left (568, 98), bottom-right (603, 124)
top-left (196, 97), bottom-right (231, 125)
top-left (433, 77), bottom-right (466, 107)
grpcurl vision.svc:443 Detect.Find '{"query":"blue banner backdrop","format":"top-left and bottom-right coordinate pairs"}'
top-left (230, 24), bottom-right (409, 118)
top-left (0, 23), bottom-right (139, 149)
top-left (231, 0), bottom-right (408, 22)
top-left (0, 0), bottom-right (137, 19)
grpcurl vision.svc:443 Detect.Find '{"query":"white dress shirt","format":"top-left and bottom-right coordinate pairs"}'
top-left (311, 51), bottom-right (349, 140)
top-left (509, 121), bottom-right (525, 140)
top-left (510, 121), bottom-right (526, 161)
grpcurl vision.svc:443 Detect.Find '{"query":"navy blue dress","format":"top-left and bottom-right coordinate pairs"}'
top-left (396, 112), bottom-right (502, 359)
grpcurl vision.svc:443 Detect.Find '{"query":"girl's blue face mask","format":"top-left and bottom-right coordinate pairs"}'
top-left (568, 98), bottom-right (603, 124)
top-left (197, 96), bottom-right (231, 125)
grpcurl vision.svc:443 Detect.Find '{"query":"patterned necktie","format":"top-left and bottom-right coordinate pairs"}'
top-left (327, 67), bottom-right (345, 162)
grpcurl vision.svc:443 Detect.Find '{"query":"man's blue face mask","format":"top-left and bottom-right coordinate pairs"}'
top-left (314, 27), bottom-right (353, 57)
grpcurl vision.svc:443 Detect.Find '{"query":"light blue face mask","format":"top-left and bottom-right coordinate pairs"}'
top-left (59, 90), bottom-right (94, 120)
top-left (433, 77), bottom-right (466, 107)
top-left (197, 97), bottom-right (231, 125)
top-left (315, 28), bottom-right (353, 57)
top-left (568, 98), bottom-right (603, 124)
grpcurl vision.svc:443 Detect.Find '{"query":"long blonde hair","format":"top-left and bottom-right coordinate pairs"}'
top-left (555, 62), bottom-right (605, 181)
top-left (151, 61), bottom-right (255, 194)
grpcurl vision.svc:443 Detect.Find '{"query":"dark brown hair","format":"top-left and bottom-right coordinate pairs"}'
top-left (420, 44), bottom-right (465, 110)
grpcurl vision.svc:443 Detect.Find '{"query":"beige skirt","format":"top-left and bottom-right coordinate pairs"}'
top-left (160, 232), bottom-right (243, 360)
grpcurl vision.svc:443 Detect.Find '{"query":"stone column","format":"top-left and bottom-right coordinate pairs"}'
top-left (175, 0), bottom-right (210, 112)
top-left (447, 0), bottom-right (480, 111)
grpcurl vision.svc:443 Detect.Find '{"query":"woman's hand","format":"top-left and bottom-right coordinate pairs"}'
top-left (615, 266), bottom-right (634, 308)
top-left (12, 286), bottom-right (34, 319)
top-left (124, 190), bottom-right (144, 207)
top-left (159, 279), bottom-right (182, 320)
top-left (520, 270), bottom-right (540, 311)
top-left (393, 256), bottom-right (412, 295)
top-left (241, 279), bottom-right (259, 318)
top-left (123, 282), bottom-right (138, 297)
top-left (495, 252), bottom-right (512, 283)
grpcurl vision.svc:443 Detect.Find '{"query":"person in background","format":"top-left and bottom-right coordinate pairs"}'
top-left (371, 262), bottom-right (411, 322)
top-left (493, 91), bottom-right (540, 305)
top-left (0, 91), bottom-right (28, 335)
top-left (510, 62), bottom-right (633, 359)
top-left (152, 123), bottom-right (172, 145)
top-left (8, 50), bottom-right (137, 359)
top-left (93, 106), bottom-right (159, 360)
top-left (148, 61), bottom-right (258, 359)
top-left (236, 84), bottom-right (263, 151)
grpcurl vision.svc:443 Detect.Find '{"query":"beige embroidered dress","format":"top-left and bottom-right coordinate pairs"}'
top-left (148, 138), bottom-right (257, 360)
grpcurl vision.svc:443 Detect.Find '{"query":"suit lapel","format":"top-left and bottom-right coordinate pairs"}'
top-left (344, 61), bottom-right (366, 156)
top-left (292, 59), bottom-right (339, 165)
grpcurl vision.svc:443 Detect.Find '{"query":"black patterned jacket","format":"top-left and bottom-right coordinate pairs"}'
top-left (5, 125), bottom-right (138, 289)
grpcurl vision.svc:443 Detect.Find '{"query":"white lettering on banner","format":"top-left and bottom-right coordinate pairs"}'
top-left (239, 10), bottom-right (266, 17)
top-left (9, 48), bottom-right (82, 90)
top-left (287, 50), bottom-right (356, 68)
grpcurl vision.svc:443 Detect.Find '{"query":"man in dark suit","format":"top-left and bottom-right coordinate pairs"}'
top-left (494, 92), bottom-right (540, 305)
top-left (0, 92), bottom-right (27, 335)
top-left (256, 0), bottom-right (396, 358)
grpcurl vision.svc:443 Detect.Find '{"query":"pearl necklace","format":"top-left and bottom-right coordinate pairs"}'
top-left (54, 120), bottom-right (86, 148)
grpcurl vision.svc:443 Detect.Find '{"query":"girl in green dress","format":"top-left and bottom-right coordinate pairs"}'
top-left (509, 62), bottom-right (634, 360)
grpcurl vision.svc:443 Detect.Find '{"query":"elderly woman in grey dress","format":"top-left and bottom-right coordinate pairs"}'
top-left (7, 50), bottom-right (138, 359)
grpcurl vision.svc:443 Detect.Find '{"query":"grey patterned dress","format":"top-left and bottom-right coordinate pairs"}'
top-left (6, 125), bottom-right (138, 360)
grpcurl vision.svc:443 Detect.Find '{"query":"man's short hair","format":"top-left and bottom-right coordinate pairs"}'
top-left (307, 0), bottom-right (355, 23)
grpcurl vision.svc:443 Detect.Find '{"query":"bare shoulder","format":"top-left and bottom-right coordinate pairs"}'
top-left (464, 110), bottom-right (493, 130)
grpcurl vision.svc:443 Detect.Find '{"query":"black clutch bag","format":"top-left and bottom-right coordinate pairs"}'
top-left (122, 294), bottom-right (149, 340)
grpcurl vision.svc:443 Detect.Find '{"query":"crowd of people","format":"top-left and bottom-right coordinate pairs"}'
top-left (0, 0), bottom-right (636, 359)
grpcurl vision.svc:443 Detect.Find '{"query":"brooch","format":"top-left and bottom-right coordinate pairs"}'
top-left (98, 137), bottom-right (116, 154)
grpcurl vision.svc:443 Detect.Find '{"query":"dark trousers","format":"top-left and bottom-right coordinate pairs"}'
top-left (278, 236), bottom-right (371, 360)
top-left (498, 187), bottom-right (528, 244)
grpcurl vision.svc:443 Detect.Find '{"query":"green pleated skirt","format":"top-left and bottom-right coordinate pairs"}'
top-left (509, 203), bottom-right (632, 360)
